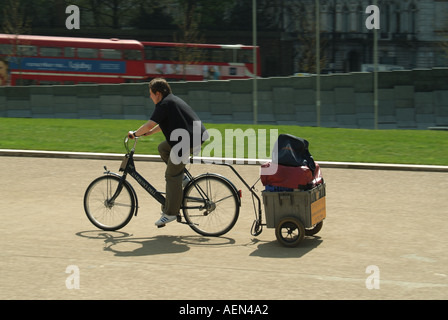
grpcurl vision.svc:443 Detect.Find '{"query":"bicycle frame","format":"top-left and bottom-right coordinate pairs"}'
top-left (119, 150), bottom-right (166, 206)
top-left (107, 137), bottom-right (212, 214)
top-left (103, 137), bottom-right (259, 234)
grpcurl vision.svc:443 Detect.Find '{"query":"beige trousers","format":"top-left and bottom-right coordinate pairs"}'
top-left (158, 140), bottom-right (188, 216)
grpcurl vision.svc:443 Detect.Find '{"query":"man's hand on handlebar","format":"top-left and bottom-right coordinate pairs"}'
top-left (127, 131), bottom-right (138, 139)
top-left (127, 121), bottom-right (160, 140)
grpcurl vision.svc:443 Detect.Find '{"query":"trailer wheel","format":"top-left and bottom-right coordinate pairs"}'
top-left (275, 217), bottom-right (305, 247)
top-left (305, 221), bottom-right (323, 236)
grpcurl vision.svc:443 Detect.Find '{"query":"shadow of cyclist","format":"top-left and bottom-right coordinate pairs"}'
top-left (76, 230), bottom-right (190, 257)
top-left (104, 235), bottom-right (190, 257)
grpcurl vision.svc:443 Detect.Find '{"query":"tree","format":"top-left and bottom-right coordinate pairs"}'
top-left (172, 0), bottom-right (205, 80)
top-left (290, 2), bottom-right (327, 73)
top-left (131, 1), bottom-right (175, 30)
top-left (2, 0), bottom-right (32, 85)
top-left (73, 0), bottom-right (142, 29)
top-left (2, 0), bottom-right (31, 34)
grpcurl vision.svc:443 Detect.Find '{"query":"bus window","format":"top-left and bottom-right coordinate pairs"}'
top-left (40, 47), bottom-right (63, 57)
top-left (77, 48), bottom-right (98, 58)
top-left (190, 48), bottom-right (204, 62)
top-left (18, 45), bottom-right (38, 57)
top-left (0, 44), bottom-right (12, 55)
top-left (123, 49), bottom-right (142, 60)
top-left (100, 48), bottom-right (122, 60)
top-left (64, 47), bottom-right (75, 58)
top-left (210, 49), bottom-right (232, 63)
top-left (160, 47), bottom-right (177, 61)
top-left (237, 50), bottom-right (253, 63)
top-left (146, 47), bottom-right (179, 61)
top-left (39, 80), bottom-right (64, 85)
top-left (18, 79), bottom-right (38, 86)
top-left (199, 48), bottom-right (211, 62)
top-left (144, 47), bottom-right (152, 60)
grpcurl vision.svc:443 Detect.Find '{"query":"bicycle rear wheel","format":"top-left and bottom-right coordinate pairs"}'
top-left (182, 174), bottom-right (240, 237)
top-left (84, 175), bottom-right (135, 231)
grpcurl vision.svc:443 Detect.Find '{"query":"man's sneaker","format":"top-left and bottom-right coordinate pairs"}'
top-left (155, 213), bottom-right (177, 227)
top-left (182, 175), bottom-right (191, 188)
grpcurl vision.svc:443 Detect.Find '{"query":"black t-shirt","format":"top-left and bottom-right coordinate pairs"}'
top-left (150, 93), bottom-right (208, 148)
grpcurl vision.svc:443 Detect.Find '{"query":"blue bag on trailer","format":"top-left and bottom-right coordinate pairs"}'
top-left (272, 134), bottom-right (316, 172)
top-left (261, 134), bottom-right (323, 191)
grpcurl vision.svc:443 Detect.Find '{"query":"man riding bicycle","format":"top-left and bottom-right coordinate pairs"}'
top-left (128, 78), bottom-right (208, 227)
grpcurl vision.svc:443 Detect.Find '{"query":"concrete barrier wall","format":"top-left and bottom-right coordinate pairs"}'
top-left (1, 68), bottom-right (448, 129)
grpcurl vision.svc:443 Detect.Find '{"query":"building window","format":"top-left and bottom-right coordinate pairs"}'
top-left (342, 5), bottom-right (349, 32)
top-left (381, 3), bottom-right (390, 33)
top-left (395, 6), bottom-right (401, 33)
top-left (409, 3), bottom-right (417, 34)
top-left (357, 5), bottom-right (364, 32)
top-left (327, 5), bottom-right (335, 33)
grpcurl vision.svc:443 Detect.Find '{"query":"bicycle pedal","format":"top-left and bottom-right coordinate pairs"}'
top-left (157, 224), bottom-right (166, 228)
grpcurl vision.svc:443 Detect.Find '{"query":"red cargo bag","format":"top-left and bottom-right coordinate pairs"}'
top-left (261, 161), bottom-right (323, 190)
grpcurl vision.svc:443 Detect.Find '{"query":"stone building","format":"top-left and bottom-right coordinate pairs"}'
top-left (282, 0), bottom-right (448, 73)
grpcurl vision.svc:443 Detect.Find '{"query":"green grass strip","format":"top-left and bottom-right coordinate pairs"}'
top-left (0, 117), bottom-right (447, 166)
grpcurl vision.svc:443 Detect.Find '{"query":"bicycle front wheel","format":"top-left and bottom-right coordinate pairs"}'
top-left (84, 175), bottom-right (135, 231)
top-left (182, 174), bottom-right (240, 237)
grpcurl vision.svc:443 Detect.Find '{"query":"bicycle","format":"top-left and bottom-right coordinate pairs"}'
top-left (83, 136), bottom-right (241, 237)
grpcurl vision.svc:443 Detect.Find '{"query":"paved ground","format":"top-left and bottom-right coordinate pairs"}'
top-left (0, 156), bottom-right (447, 300)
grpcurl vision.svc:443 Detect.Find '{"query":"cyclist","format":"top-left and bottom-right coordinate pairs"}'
top-left (128, 78), bottom-right (208, 227)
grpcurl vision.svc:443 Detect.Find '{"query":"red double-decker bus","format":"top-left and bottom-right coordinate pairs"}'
top-left (0, 34), bottom-right (145, 85)
top-left (0, 34), bottom-right (260, 85)
top-left (142, 41), bottom-right (260, 81)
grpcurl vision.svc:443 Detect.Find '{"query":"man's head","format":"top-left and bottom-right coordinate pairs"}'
top-left (149, 77), bottom-right (172, 104)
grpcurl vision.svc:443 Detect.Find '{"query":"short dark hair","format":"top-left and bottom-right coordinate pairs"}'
top-left (149, 78), bottom-right (172, 98)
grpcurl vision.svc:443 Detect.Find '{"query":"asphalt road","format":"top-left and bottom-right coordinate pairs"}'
top-left (0, 156), bottom-right (447, 300)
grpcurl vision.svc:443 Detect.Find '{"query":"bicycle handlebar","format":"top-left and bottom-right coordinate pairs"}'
top-left (124, 135), bottom-right (138, 153)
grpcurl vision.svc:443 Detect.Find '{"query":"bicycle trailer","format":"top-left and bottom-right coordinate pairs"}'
top-left (262, 183), bottom-right (326, 247)
top-left (243, 133), bottom-right (326, 247)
